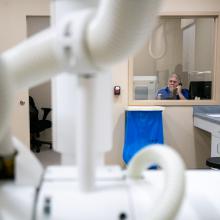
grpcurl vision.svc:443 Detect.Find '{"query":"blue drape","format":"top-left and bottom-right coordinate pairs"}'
top-left (123, 111), bottom-right (164, 164)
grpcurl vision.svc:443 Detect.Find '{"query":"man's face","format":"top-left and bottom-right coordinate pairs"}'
top-left (168, 76), bottom-right (179, 91)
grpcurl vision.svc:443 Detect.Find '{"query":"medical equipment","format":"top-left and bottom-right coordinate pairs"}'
top-left (133, 76), bottom-right (158, 100)
top-left (0, 0), bottom-right (220, 220)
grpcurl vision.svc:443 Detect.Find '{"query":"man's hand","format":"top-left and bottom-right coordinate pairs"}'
top-left (176, 85), bottom-right (182, 95)
top-left (176, 85), bottom-right (186, 100)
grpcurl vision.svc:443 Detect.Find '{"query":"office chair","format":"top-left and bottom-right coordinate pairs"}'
top-left (29, 96), bottom-right (52, 153)
top-left (206, 157), bottom-right (220, 169)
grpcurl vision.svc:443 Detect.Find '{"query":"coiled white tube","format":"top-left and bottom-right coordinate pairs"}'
top-left (127, 145), bottom-right (185, 220)
top-left (1, 28), bottom-right (65, 90)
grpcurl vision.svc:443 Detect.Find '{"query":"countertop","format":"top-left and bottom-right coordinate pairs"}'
top-left (193, 105), bottom-right (220, 124)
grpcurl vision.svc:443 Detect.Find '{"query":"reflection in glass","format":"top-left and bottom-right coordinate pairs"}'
top-left (132, 17), bottom-right (215, 100)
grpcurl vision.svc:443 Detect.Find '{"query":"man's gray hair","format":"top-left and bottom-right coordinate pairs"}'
top-left (170, 73), bottom-right (181, 82)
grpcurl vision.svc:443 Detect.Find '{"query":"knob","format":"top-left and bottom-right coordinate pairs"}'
top-left (20, 100), bottom-right (25, 106)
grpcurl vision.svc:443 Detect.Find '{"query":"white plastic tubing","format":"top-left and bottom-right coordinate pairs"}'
top-left (1, 29), bottom-right (66, 90)
top-left (87, 0), bottom-right (162, 68)
top-left (127, 145), bottom-right (185, 220)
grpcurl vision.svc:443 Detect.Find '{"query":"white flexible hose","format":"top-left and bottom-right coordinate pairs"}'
top-left (127, 145), bottom-right (185, 220)
top-left (148, 23), bottom-right (167, 60)
top-left (87, 0), bottom-right (162, 68)
top-left (1, 28), bottom-right (65, 90)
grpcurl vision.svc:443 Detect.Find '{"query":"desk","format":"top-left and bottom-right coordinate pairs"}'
top-left (194, 112), bottom-right (220, 157)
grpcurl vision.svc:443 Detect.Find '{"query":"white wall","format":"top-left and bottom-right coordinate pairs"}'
top-left (195, 18), bottom-right (215, 71)
top-left (106, 61), bottom-right (129, 167)
top-left (182, 23), bottom-right (195, 74)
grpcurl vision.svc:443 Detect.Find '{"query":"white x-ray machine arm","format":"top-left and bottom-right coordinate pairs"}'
top-left (0, 1), bottom-right (219, 220)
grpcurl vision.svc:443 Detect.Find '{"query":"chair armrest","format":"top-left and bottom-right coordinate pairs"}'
top-left (41, 108), bottom-right (52, 120)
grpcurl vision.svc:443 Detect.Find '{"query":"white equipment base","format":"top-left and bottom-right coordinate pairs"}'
top-left (34, 166), bottom-right (220, 220)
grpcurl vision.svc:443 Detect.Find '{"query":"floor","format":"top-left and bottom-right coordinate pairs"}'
top-left (33, 145), bottom-right (61, 168)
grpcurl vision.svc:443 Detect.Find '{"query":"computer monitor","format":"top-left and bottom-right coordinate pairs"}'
top-left (189, 81), bottom-right (212, 99)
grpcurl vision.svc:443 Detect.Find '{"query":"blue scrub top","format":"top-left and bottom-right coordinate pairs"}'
top-left (157, 87), bottom-right (190, 100)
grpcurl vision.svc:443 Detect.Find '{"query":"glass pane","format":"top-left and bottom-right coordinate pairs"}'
top-left (132, 17), bottom-right (215, 101)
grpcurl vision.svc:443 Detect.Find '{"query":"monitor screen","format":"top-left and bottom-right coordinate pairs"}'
top-left (189, 81), bottom-right (212, 100)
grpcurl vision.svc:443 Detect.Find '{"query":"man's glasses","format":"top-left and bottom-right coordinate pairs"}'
top-left (169, 80), bottom-right (177, 83)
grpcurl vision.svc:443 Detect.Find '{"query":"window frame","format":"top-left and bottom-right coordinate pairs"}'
top-left (128, 11), bottom-right (220, 106)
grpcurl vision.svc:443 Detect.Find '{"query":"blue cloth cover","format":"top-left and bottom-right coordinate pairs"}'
top-left (123, 110), bottom-right (164, 164)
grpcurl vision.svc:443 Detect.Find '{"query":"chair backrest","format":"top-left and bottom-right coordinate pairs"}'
top-left (29, 96), bottom-right (39, 122)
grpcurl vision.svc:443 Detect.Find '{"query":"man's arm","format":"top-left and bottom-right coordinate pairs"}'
top-left (177, 85), bottom-right (187, 100)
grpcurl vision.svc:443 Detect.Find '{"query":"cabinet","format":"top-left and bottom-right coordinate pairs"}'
top-left (194, 115), bottom-right (220, 157)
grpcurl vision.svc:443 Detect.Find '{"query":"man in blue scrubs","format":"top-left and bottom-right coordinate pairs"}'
top-left (156, 73), bottom-right (190, 100)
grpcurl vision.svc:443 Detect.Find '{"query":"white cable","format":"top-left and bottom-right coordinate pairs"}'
top-left (148, 23), bottom-right (167, 60)
top-left (127, 145), bottom-right (185, 220)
